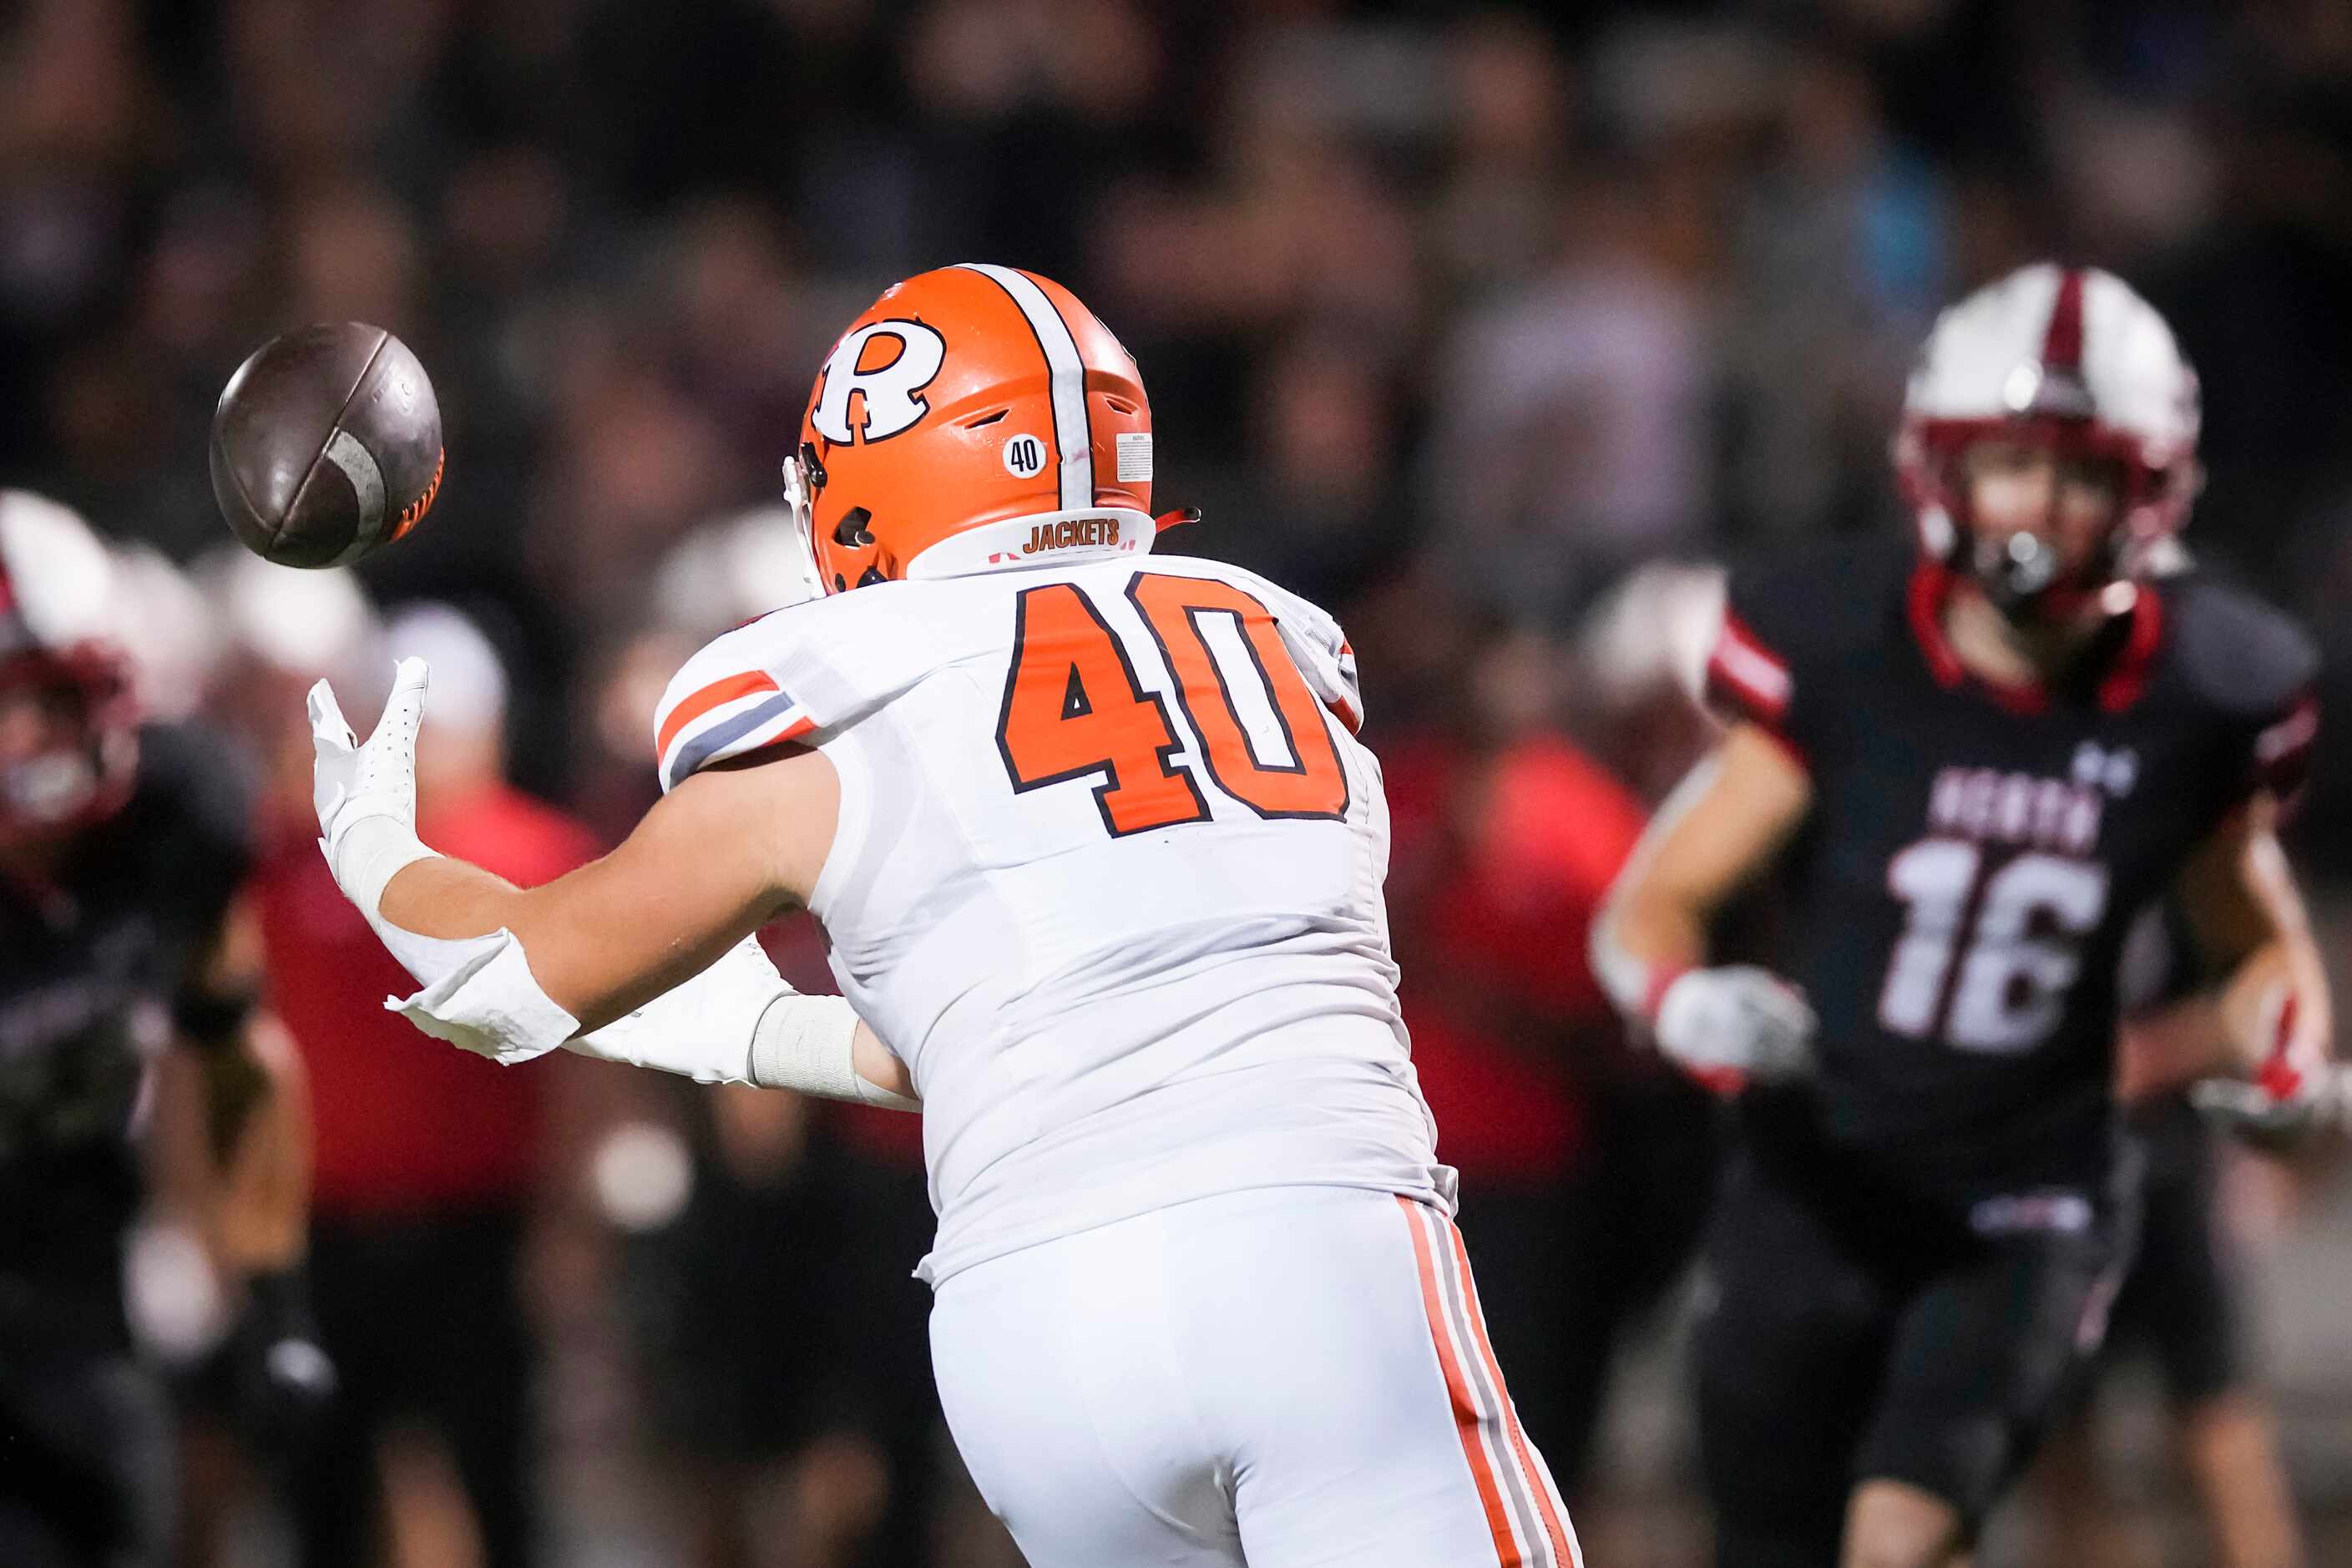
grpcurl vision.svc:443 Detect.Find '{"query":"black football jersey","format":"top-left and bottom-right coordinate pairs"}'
top-left (0, 724), bottom-right (254, 1322)
top-left (1705, 537), bottom-right (2318, 1207)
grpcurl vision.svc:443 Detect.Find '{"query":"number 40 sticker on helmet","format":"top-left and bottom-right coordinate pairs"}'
top-left (1003, 434), bottom-right (1047, 479)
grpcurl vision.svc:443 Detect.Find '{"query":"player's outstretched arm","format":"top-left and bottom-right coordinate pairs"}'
top-left (1591, 722), bottom-right (1816, 1090)
top-left (2126, 796), bottom-right (2334, 1130)
top-left (136, 889), bottom-right (336, 1429)
top-left (309, 659), bottom-right (916, 1107)
top-left (377, 754), bottom-right (817, 1029)
top-left (157, 893), bottom-right (313, 1272)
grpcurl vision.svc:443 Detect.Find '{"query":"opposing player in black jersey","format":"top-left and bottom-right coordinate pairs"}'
top-left (0, 493), bottom-right (316, 1566)
top-left (1593, 266), bottom-right (2330, 1568)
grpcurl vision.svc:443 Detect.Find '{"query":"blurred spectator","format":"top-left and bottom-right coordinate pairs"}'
top-left (1425, 159), bottom-right (1715, 623)
top-left (281, 185), bottom-right (425, 337)
top-left (615, 936), bottom-right (947, 1568)
top-left (1430, 13), bottom-right (1576, 301)
top-left (599, 510), bottom-right (987, 1568)
top-left (1720, 44), bottom-right (1948, 543)
top-left (0, 0), bottom-right (160, 393)
top-left (2, 0), bottom-right (2349, 1559)
top-left (218, 585), bottom-right (598, 1568)
top-left (1380, 612), bottom-right (1715, 1495)
top-left (1185, 327), bottom-right (1414, 606)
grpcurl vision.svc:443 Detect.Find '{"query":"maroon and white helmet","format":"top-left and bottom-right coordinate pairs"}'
top-left (0, 491), bottom-right (139, 847)
top-left (1894, 264), bottom-right (2201, 612)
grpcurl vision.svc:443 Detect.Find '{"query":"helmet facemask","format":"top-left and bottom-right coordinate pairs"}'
top-left (1895, 264), bottom-right (2201, 630)
top-left (1905, 413), bottom-right (2193, 630)
top-left (0, 646), bottom-right (136, 854)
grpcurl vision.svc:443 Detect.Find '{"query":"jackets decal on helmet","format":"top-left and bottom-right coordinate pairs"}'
top-left (810, 321), bottom-right (948, 444)
top-left (1022, 518), bottom-right (1126, 555)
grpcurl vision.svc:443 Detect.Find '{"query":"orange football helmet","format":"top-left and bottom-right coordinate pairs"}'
top-left (782, 265), bottom-right (1178, 592)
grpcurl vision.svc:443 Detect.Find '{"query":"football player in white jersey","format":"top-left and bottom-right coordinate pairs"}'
top-left (305, 265), bottom-right (1581, 1568)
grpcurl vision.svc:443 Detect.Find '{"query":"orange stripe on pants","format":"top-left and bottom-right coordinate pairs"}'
top-left (1399, 1196), bottom-right (1522, 1566)
top-left (1444, 1219), bottom-right (1580, 1568)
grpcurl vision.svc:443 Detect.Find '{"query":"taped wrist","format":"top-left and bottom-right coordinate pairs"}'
top-left (1588, 914), bottom-right (1687, 1025)
top-left (750, 994), bottom-right (917, 1108)
top-left (323, 812), bottom-right (440, 922)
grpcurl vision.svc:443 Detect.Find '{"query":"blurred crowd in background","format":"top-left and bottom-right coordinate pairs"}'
top-left (7, 0), bottom-right (2352, 1564)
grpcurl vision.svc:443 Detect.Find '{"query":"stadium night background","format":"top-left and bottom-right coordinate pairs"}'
top-left (2, 3), bottom-right (2349, 1565)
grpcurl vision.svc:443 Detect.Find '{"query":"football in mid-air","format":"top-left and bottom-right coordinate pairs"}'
top-left (210, 322), bottom-right (443, 569)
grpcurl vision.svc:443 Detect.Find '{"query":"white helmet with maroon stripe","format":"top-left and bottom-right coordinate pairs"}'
top-left (0, 491), bottom-right (138, 847)
top-left (1894, 264), bottom-right (2201, 615)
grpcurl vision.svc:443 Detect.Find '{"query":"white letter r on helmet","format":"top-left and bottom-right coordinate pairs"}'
top-left (809, 321), bottom-right (947, 444)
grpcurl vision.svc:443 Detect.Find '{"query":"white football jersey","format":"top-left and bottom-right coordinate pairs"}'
top-left (654, 550), bottom-right (1454, 1284)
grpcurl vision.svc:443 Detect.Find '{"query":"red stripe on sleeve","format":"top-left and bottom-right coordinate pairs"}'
top-left (655, 670), bottom-right (780, 762)
top-left (2253, 694), bottom-right (2319, 802)
top-left (1705, 613), bottom-right (1792, 723)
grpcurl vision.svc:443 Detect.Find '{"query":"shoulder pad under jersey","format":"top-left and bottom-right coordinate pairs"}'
top-left (1139, 555), bottom-right (1364, 733)
top-left (1707, 534), bottom-right (1910, 736)
top-left (2160, 572), bottom-right (2320, 801)
top-left (2162, 573), bottom-right (2319, 723)
top-left (125, 721), bottom-right (258, 933)
top-left (652, 586), bottom-right (948, 792)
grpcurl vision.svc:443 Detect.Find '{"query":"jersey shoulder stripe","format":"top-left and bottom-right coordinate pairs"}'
top-left (653, 622), bottom-right (818, 792)
top-left (660, 686), bottom-right (816, 792)
top-left (1705, 609), bottom-right (1792, 725)
top-left (651, 583), bottom-right (968, 791)
top-left (657, 669), bottom-right (777, 761)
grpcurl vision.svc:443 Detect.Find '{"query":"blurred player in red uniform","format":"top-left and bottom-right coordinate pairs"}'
top-left (0, 495), bottom-right (314, 1566)
top-left (1596, 266), bottom-right (2333, 1567)
top-left (1383, 618), bottom-right (1712, 1499)
top-left (221, 587), bottom-right (597, 1568)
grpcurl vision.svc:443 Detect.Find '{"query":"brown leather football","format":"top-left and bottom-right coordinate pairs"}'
top-left (210, 323), bottom-right (443, 569)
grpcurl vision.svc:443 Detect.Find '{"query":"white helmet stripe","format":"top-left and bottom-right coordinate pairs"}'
top-left (954, 263), bottom-right (1093, 511)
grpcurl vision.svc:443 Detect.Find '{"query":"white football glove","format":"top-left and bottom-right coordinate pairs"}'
top-left (2191, 1056), bottom-right (2351, 1146)
top-left (1653, 966), bottom-right (1817, 1090)
top-left (309, 656), bottom-right (438, 918)
top-left (311, 655), bottom-right (597, 1068)
top-left (2189, 983), bottom-right (2342, 1146)
top-left (576, 936), bottom-right (914, 1106)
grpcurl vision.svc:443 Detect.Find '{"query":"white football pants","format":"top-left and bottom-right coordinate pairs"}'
top-left (929, 1186), bottom-right (1581, 1567)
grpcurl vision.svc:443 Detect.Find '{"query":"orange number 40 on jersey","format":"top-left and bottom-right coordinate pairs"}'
top-left (995, 573), bottom-right (1350, 836)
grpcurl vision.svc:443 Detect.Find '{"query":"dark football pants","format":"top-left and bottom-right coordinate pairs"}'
top-left (292, 1206), bottom-right (536, 1568)
top-left (0, 1345), bottom-right (172, 1566)
top-left (2102, 1106), bottom-right (2237, 1409)
top-left (1694, 1149), bottom-right (2133, 1565)
top-left (1455, 1073), bottom-right (1718, 1497)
